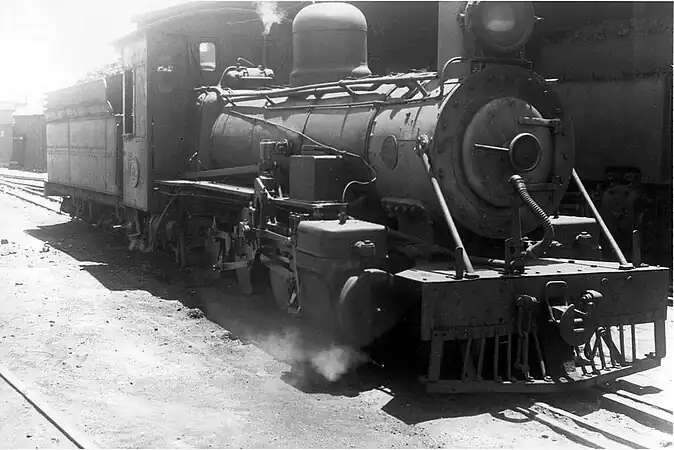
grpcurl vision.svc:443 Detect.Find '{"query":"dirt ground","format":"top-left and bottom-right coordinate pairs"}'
top-left (0, 191), bottom-right (671, 448)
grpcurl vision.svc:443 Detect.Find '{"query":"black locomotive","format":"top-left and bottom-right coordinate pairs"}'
top-left (43, 1), bottom-right (669, 393)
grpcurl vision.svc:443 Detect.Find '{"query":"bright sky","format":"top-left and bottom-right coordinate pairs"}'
top-left (0, 0), bottom-right (196, 111)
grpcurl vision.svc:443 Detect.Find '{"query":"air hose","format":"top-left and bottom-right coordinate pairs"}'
top-left (509, 175), bottom-right (554, 258)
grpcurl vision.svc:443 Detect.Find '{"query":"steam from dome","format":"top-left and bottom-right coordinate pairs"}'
top-left (255, 1), bottom-right (287, 35)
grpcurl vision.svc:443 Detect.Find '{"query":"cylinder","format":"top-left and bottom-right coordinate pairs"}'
top-left (289, 2), bottom-right (372, 87)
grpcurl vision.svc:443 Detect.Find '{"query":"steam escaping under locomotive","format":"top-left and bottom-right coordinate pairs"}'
top-left (43, 1), bottom-right (669, 393)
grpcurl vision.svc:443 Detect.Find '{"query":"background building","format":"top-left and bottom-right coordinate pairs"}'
top-left (0, 101), bottom-right (19, 167)
top-left (12, 113), bottom-right (47, 172)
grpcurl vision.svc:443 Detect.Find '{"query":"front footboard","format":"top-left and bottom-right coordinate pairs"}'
top-left (397, 259), bottom-right (669, 393)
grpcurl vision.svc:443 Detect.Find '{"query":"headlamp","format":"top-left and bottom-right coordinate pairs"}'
top-left (464, 1), bottom-right (535, 53)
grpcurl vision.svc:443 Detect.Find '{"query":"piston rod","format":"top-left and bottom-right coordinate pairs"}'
top-left (572, 169), bottom-right (633, 270)
top-left (419, 150), bottom-right (477, 277)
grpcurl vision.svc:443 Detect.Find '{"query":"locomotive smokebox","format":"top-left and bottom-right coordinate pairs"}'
top-left (290, 2), bottom-right (372, 86)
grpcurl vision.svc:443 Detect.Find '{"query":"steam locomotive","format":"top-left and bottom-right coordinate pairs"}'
top-left (43, 1), bottom-right (669, 393)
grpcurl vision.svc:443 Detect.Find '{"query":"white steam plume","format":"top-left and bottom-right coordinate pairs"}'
top-left (255, 328), bottom-right (368, 383)
top-left (310, 345), bottom-right (364, 382)
top-left (255, 1), bottom-right (287, 35)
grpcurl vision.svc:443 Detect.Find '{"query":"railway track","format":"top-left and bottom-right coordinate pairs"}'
top-left (0, 364), bottom-right (97, 449)
top-left (0, 169), bottom-right (671, 448)
top-left (0, 170), bottom-right (62, 215)
top-left (0, 170), bottom-right (95, 448)
top-left (515, 381), bottom-right (673, 448)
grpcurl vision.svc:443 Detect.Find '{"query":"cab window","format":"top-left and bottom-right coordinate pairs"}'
top-left (199, 42), bottom-right (216, 71)
top-left (123, 68), bottom-right (135, 135)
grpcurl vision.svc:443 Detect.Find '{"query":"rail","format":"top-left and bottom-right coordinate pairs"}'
top-left (0, 364), bottom-right (97, 448)
top-left (515, 380), bottom-right (673, 448)
top-left (0, 171), bottom-right (63, 215)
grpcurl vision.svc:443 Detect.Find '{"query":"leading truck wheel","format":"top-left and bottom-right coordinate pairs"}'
top-left (233, 208), bottom-right (266, 295)
top-left (336, 269), bottom-right (407, 348)
top-left (269, 267), bottom-right (298, 313)
top-left (234, 244), bottom-right (262, 295)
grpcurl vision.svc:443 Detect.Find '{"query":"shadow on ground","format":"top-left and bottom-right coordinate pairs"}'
top-left (24, 219), bottom-right (566, 425)
top-left (26, 220), bottom-right (212, 303)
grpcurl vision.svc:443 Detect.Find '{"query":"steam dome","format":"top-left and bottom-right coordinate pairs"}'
top-left (290, 2), bottom-right (372, 86)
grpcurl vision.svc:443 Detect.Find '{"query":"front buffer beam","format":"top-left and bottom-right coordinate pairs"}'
top-left (397, 258), bottom-right (669, 393)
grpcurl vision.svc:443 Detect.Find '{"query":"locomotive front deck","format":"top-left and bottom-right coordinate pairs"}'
top-left (398, 258), bottom-right (669, 393)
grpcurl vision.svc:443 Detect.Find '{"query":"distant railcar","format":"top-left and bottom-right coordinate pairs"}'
top-left (11, 114), bottom-right (48, 172)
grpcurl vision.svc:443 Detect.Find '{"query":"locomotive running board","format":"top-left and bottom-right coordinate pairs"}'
top-left (397, 258), bottom-right (669, 393)
top-left (156, 179), bottom-right (255, 202)
top-left (182, 164), bottom-right (259, 180)
top-left (156, 179), bottom-right (347, 214)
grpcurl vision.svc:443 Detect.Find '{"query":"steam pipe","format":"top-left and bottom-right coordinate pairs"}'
top-left (418, 150), bottom-right (477, 277)
top-left (197, 72), bottom-right (439, 100)
top-left (571, 169), bottom-right (633, 269)
top-left (509, 175), bottom-right (554, 258)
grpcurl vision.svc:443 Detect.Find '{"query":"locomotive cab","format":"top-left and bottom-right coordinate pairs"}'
top-left (110, 3), bottom-right (270, 212)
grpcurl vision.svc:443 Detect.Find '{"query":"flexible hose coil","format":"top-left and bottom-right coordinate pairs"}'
top-left (509, 175), bottom-right (555, 258)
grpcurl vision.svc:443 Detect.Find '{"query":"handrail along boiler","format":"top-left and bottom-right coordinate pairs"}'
top-left (45, 1), bottom-right (669, 393)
